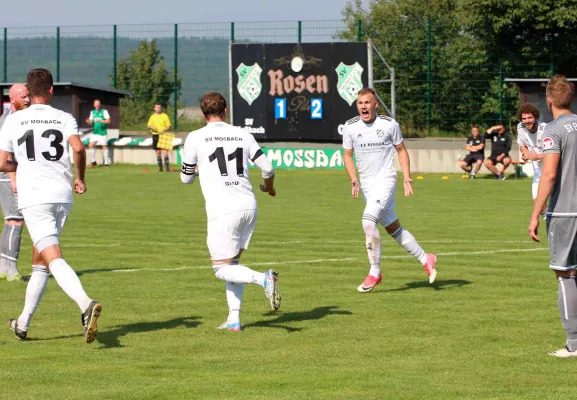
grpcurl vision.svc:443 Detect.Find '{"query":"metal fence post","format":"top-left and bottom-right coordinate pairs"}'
top-left (426, 17), bottom-right (432, 135)
top-left (230, 22), bottom-right (235, 43)
top-left (113, 25), bottom-right (117, 88)
top-left (173, 23), bottom-right (178, 131)
top-left (549, 32), bottom-right (554, 76)
top-left (499, 60), bottom-right (504, 123)
top-left (56, 27), bottom-right (60, 82)
top-left (2, 28), bottom-right (6, 82)
top-left (298, 21), bottom-right (302, 43)
top-left (356, 20), bottom-right (362, 41)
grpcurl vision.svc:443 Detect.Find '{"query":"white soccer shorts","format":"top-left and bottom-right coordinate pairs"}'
top-left (532, 168), bottom-right (542, 200)
top-left (89, 134), bottom-right (108, 146)
top-left (207, 209), bottom-right (257, 261)
top-left (21, 203), bottom-right (71, 249)
top-left (361, 179), bottom-right (398, 228)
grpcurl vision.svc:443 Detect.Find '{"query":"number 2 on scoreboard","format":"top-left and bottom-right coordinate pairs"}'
top-left (311, 98), bottom-right (323, 120)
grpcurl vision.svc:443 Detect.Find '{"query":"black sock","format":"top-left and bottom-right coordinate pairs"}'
top-left (157, 157), bottom-right (163, 170)
top-left (164, 156), bottom-right (169, 170)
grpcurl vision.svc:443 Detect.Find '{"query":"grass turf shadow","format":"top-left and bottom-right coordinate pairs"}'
top-left (379, 279), bottom-right (472, 293)
top-left (243, 306), bottom-right (352, 333)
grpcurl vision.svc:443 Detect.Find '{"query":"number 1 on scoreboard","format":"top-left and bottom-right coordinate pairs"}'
top-left (275, 98), bottom-right (286, 119)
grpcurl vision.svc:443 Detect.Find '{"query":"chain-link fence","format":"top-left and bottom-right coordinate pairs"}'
top-left (0, 20), bottom-right (570, 134)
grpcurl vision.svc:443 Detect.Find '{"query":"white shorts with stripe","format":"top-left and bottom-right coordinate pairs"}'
top-left (361, 178), bottom-right (398, 228)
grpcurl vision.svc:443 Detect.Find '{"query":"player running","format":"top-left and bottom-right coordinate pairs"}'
top-left (0, 84), bottom-right (29, 281)
top-left (0, 69), bottom-right (101, 343)
top-left (180, 92), bottom-right (280, 332)
top-left (516, 103), bottom-right (547, 211)
top-left (529, 75), bottom-right (577, 357)
top-left (343, 88), bottom-right (437, 292)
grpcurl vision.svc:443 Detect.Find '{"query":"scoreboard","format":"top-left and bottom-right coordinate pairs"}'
top-left (230, 42), bottom-right (369, 142)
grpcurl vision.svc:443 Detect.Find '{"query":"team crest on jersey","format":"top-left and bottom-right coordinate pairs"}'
top-left (335, 62), bottom-right (364, 106)
top-left (236, 63), bottom-right (263, 105)
top-left (376, 129), bottom-right (385, 138)
top-left (543, 137), bottom-right (554, 150)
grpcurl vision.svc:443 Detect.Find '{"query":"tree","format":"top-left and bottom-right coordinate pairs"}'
top-left (112, 39), bottom-right (182, 128)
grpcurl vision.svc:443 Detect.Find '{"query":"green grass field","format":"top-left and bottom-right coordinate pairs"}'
top-left (0, 166), bottom-right (573, 399)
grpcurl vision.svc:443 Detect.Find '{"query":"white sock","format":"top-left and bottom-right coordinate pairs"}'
top-left (225, 282), bottom-right (243, 323)
top-left (17, 265), bottom-right (49, 330)
top-left (89, 147), bottom-right (96, 163)
top-left (49, 258), bottom-right (92, 312)
top-left (103, 148), bottom-right (110, 165)
top-left (391, 226), bottom-right (427, 265)
top-left (362, 218), bottom-right (381, 277)
top-left (214, 264), bottom-right (265, 287)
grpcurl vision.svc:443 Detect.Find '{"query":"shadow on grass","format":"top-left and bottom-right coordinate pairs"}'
top-left (243, 306), bottom-right (352, 333)
top-left (96, 316), bottom-right (202, 348)
top-left (380, 279), bottom-right (471, 293)
top-left (76, 268), bottom-right (136, 276)
top-left (27, 316), bottom-right (202, 348)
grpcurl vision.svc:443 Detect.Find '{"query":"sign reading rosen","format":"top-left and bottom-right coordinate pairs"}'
top-left (231, 43), bottom-right (369, 141)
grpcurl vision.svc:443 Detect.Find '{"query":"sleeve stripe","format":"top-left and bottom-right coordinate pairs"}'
top-left (251, 149), bottom-right (264, 162)
top-left (181, 162), bottom-right (196, 176)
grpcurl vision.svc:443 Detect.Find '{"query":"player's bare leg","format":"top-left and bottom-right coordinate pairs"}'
top-left (472, 159), bottom-right (483, 178)
top-left (459, 161), bottom-right (471, 174)
top-left (483, 159), bottom-right (501, 178)
top-left (0, 219), bottom-right (23, 281)
top-left (549, 269), bottom-right (577, 357)
top-left (213, 251), bottom-right (280, 331)
top-left (500, 157), bottom-right (512, 177)
top-left (385, 219), bottom-right (437, 284)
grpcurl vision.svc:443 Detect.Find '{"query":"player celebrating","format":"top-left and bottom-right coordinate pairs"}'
top-left (180, 92), bottom-right (280, 331)
top-left (343, 88), bottom-right (437, 292)
top-left (516, 103), bottom-right (547, 209)
top-left (0, 84), bottom-right (29, 281)
top-left (529, 75), bottom-right (577, 357)
top-left (0, 69), bottom-right (101, 343)
top-left (458, 125), bottom-right (485, 179)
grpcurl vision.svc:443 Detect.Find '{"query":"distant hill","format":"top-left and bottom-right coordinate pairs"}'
top-left (4, 36), bottom-right (230, 105)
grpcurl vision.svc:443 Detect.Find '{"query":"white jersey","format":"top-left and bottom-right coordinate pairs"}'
top-left (182, 121), bottom-right (267, 220)
top-left (0, 104), bottom-right (79, 209)
top-left (517, 121), bottom-right (546, 172)
top-left (342, 114), bottom-right (403, 191)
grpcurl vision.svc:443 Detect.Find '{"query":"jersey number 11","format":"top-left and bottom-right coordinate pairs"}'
top-left (209, 147), bottom-right (244, 177)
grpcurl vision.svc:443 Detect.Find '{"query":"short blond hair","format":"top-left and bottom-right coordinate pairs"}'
top-left (546, 75), bottom-right (574, 109)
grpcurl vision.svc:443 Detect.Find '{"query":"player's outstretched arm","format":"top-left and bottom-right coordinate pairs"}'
top-left (69, 135), bottom-right (87, 194)
top-left (254, 150), bottom-right (276, 196)
top-left (529, 153), bottom-right (559, 242)
top-left (0, 150), bottom-right (17, 173)
top-left (395, 142), bottom-right (414, 197)
top-left (343, 148), bottom-right (359, 199)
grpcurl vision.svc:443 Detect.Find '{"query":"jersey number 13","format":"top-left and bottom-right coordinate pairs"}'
top-left (17, 129), bottom-right (65, 162)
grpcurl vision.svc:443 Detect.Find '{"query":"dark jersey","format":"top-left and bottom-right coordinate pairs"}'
top-left (486, 132), bottom-right (511, 156)
top-left (466, 135), bottom-right (484, 156)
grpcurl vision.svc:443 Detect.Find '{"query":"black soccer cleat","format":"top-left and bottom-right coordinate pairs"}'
top-left (9, 319), bottom-right (27, 340)
top-left (81, 301), bottom-right (102, 344)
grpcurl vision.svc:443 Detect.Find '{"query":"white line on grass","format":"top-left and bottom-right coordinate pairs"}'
top-left (66, 239), bottom-right (536, 247)
top-left (109, 247), bottom-right (546, 273)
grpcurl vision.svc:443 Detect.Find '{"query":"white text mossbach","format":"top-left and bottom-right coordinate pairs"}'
top-left (21, 120), bottom-right (62, 125)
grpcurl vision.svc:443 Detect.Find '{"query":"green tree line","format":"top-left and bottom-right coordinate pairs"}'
top-left (341, 0), bottom-right (577, 136)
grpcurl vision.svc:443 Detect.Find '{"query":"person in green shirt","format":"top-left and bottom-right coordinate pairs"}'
top-left (85, 99), bottom-right (111, 168)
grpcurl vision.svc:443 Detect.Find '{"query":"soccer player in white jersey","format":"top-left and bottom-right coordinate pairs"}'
top-left (343, 88), bottom-right (437, 292)
top-left (180, 92), bottom-right (280, 331)
top-left (516, 103), bottom-right (547, 212)
top-left (0, 69), bottom-right (101, 343)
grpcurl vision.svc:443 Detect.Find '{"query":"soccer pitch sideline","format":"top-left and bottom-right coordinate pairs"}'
top-left (0, 166), bottom-right (573, 400)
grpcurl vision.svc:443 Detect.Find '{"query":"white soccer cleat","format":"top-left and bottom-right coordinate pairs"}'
top-left (424, 254), bottom-right (437, 284)
top-left (547, 347), bottom-right (577, 358)
top-left (264, 269), bottom-right (281, 311)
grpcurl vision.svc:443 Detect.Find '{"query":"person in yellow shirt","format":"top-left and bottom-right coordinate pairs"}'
top-left (147, 103), bottom-right (172, 172)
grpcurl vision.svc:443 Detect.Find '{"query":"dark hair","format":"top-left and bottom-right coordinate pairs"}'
top-left (26, 68), bottom-right (53, 97)
top-left (200, 92), bottom-right (227, 119)
top-left (471, 125), bottom-right (479, 130)
top-left (546, 75), bottom-right (575, 109)
top-left (517, 103), bottom-right (540, 121)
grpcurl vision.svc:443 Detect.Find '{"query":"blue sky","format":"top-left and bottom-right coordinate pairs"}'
top-left (1, 0), bottom-right (369, 28)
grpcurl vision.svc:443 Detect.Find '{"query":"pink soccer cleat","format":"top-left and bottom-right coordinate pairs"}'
top-left (424, 254), bottom-right (437, 284)
top-left (357, 274), bottom-right (383, 293)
